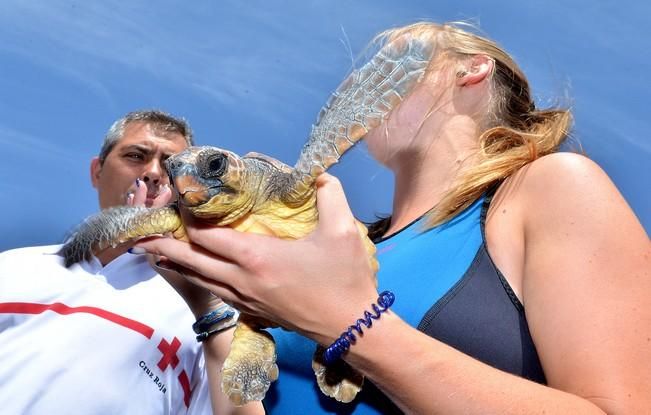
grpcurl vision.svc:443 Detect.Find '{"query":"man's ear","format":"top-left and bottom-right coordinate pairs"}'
top-left (456, 54), bottom-right (494, 87)
top-left (90, 157), bottom-right (102, 189)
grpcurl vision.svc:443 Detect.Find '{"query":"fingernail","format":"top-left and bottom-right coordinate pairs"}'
top-left (154, 260), bottom-right (174, 271)
top-left (126, 193), bottom-right (135, 206)
top-left (136, 178), bottom-right (141, 187)
top-left (127, 247), bottom-right (147, 255)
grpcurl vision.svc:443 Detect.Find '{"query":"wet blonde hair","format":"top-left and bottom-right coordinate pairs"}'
top-left (368, 22), bottom-right (572, 236)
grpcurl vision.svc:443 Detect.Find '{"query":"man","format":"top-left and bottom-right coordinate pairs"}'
top-left (0, 110), bottom-right (261, 415)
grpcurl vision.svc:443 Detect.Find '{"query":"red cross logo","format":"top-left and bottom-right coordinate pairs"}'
top-left (157, 337), bottom-right (181, 371)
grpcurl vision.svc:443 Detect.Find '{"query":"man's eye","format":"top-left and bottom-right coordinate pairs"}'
top-left (125, 153), bottom-right (144, 161)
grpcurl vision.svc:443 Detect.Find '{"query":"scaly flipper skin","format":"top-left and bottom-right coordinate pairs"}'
top-left (221, 315), bottom-right (279, 406)
top-left (289, 34), bottom-right (435, 198)
top-left (312, 345), bottom-right (365, 404)
top-left (59, 33), bottom-right (434, 406)
top-left (59, 206), bottom-right (183, 267)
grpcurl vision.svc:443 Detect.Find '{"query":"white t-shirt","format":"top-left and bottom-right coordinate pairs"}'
top-left (0, 245), bottom-right (212, 415)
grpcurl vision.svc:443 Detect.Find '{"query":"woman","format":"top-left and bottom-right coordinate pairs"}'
top-left (138, 22), bottom-right (651, 413)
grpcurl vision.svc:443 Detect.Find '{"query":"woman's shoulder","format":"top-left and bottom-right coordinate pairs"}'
top-left (507, 152), bottom-right (615, 214)
top-left (501, 151), bottom-right (645, 246)
top-left (490, 151), bottom-right (637, 248)
top-left (517, 151), bottom-right (605, 187)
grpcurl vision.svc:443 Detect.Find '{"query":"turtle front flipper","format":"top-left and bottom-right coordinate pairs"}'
top-left (222, 314), bottom-right (279, 406)
top-left (289, 33), bottom-right (435, 197)
top-left (59, 205), bottom-right (183, 267)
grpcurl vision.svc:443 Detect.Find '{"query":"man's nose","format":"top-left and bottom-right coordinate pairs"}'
top-left (142, 159), bottom-right (167, 185)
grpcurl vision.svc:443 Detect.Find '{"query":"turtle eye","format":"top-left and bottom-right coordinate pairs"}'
top-left (204, 153), bottom-right (227, 178)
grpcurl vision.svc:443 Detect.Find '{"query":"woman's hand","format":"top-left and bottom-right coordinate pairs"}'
top-left (128, 180), bottom-right (220, 317)
top-left (135, 174), bottom-right (379, 345)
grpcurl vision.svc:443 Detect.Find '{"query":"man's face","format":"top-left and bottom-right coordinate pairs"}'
top-left (91, 121), bottom-right (189, 209)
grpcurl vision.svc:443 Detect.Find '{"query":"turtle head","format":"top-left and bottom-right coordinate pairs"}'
top-left (166, 146), bottom-right (253, 222)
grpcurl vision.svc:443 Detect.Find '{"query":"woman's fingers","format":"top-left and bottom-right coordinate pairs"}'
top-left (127, 180), bottom-right (172, 208)
top-left (151, 184), bottom-right (172, 208)
top-left (135, 236), bottom-right (241, 286)
top-left (130, 179), bottom-right (148, 206)
top-left (314, 173), bottom-right (358, 235)
top-left (182, 212), bottom-right (282, 264)
top-left (154, 259), bottom-right (246, 309)
top-left (169, 174), bottom-right (357, 267)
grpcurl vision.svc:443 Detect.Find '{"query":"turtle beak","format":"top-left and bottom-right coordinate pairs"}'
top-left (164, 147), bottom-right (231, 208)
top-left (165, 156), bottom-right (217, 207)
top-left (166, 156), bottom-right (194, 181)
top-left (173, 175), bottom-right (219, 207)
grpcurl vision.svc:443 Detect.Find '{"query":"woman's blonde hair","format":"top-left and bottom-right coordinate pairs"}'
top-left (368, 22), bottom-right (572, 236)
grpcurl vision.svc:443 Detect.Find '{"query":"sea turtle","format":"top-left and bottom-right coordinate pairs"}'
top-left (60, 34), bottom-right (434, 405)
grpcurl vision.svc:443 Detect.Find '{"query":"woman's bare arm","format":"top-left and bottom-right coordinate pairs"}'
top-left (136, 169), bottom-right (650, 414)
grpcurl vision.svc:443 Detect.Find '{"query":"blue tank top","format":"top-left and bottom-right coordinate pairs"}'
top-left (264, 194), bottom-right (544, 413)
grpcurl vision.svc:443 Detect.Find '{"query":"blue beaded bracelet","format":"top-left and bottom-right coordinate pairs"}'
top-left (323, 291), bottom-right (395, 365)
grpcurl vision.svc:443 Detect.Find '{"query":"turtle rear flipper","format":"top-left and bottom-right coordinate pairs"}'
top-left (59, 205), bottom-right (183, 267)
top-left (222, 315), bottom-right (279, 406)
top-left (312, 345), bottom-right (365, 403)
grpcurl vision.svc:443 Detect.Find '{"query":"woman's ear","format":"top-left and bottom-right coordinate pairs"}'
top-left (456, 54), bottom-right (494, 87)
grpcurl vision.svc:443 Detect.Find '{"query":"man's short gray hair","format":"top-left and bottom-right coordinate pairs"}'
top-left (98, 110), bottom-right (194, 163)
